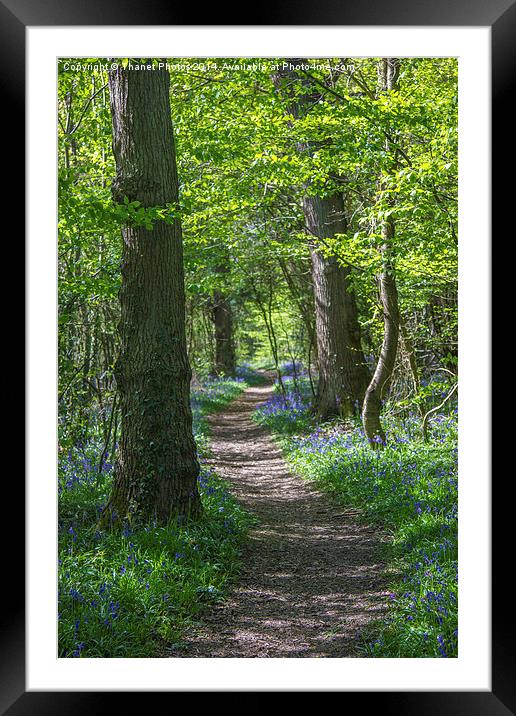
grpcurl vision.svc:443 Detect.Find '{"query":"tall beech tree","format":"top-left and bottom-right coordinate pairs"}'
top-left (305, 194), bottom-right (371, 417)
top-left (101, 62), bottom-right (202, 525)
top-left (361, 58), bottom-right (402, 447)
top-left (274, 60), bottom-right (370, 418)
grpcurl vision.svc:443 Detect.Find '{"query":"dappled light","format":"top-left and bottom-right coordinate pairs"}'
top-left (176, 381), bottom-right (389, 658)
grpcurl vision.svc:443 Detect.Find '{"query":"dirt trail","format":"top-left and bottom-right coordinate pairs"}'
top-left (174, 380), bottom-right (388, 658)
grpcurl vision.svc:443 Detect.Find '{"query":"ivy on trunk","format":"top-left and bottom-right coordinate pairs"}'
top-left (101, 61), bottom-right (202, 526)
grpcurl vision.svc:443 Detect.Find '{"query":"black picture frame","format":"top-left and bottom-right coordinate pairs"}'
top-left (10, 0), bottom-right (510, 711)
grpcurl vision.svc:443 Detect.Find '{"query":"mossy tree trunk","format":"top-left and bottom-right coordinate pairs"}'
top-left (101, 62), bottom-right (202, 525)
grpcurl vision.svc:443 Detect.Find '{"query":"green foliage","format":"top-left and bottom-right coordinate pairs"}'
top-left (256, 381), bottom-right (458, 658)
top-left (58, 375), bottom-right (256, 658)
top-left (111, 198), bottom-right (182, 231)
top-left (58, 56), bottom-right (458, 396)
top-left (57, 57), bottom-right (459, 658)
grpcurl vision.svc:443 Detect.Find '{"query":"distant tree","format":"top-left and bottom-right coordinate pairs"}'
top-left (101, 61), bottom-right (202, 525)
top-left (210, 263), bottom-right (236, 377)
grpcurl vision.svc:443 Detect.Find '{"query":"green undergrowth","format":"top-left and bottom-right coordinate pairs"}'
top-left (58, 374), bottom-right (256, 658)
top-left (255, 379), bottom-right (458, 658)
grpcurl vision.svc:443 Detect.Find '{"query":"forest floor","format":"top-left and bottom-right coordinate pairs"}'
top-left (172, 376), bottom-right (389, 658)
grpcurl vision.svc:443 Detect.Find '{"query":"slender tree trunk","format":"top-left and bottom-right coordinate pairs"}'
top-left (278, 256), bottom-right (318, 367)
top-left (361, 228), bottom-right (400, 445)
top-left (400, 316), bottom-right (420, 396)
top-left (362, 58), bottom-right (401, 447)
top-left (101, 62), bottom-right (202, 525)
top-left (251, 276), bottom-right (287, 399)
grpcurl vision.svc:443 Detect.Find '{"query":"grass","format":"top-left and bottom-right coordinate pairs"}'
top-left (255, 377), bottom-right (458, 658)
top-left (58, 374), bottom-right (257, 658)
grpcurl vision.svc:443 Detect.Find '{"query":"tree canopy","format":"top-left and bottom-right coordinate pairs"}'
top-left (58, 56), bottom-right (457, 438)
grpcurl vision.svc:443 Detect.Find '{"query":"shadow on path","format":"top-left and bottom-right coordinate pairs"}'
top-left (173, 379), bottom-right (388, 658)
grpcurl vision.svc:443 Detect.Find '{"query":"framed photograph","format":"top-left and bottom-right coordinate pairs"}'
top-left (10, 0), bottom-right (509, 711)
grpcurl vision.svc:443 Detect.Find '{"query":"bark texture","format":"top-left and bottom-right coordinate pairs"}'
top-left (273, 60), bottom-right (369, 419)
top-left (305, 194), bottom-right (370, 417)
top-left (101, 63), bottom-right (202, 525)
top-left (362, 58), bottom-right (401, 447)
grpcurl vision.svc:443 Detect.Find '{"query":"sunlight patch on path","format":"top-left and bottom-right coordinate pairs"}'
top-left (173, 380), bottom-right (388, 658)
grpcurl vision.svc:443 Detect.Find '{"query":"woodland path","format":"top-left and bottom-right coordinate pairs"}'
top-left (174, 378), bottom-right (389, 658)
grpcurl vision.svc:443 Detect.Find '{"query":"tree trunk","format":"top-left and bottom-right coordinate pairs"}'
top-left (211, 290), bottom-right (236, 377)
top-left (305, 193), bottom-right (370, 418)
top-left (101, 62), bottom-right (202, 525)
top-left (273, 60), bottom-right (369, 419)
top-left (361, 229), bottom-right (400, 446)
top-left (362, 58), bottom-right (401, 447)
